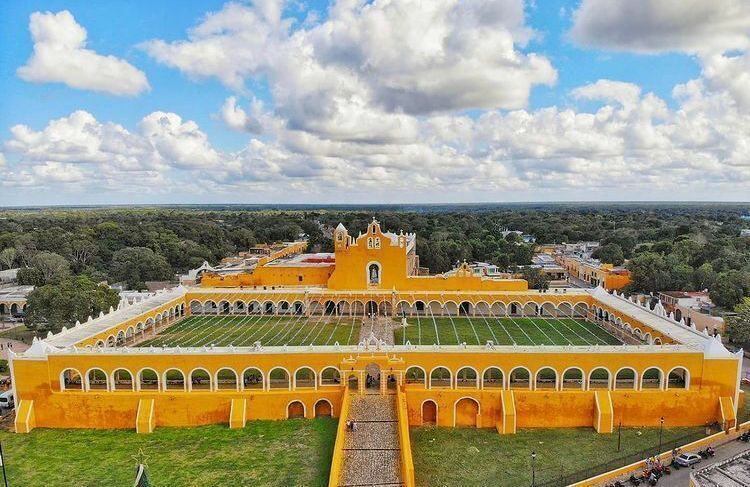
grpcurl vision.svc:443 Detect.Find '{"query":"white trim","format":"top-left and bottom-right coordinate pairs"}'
top-left (319, 366), bottom-right (341, 387)
top-left (84, 367), bottom-right (110, 392)
top-left (163, 368), bottom-right (186, 392)
top-left (613, 366), bottom-right (638, 391)
top-left (665, 366), bottom-right (691, 391)
top-left (188, 367), bottom-right (213, 392)
top-left (594, 390), bottom-right (601, 431)
top-left (640, 367), bottom-right (664, 391)
top-left (137, 367), bottom-right (160, 392)
top-left (429, 365), bottom-right (453, 389)
top-left (561, 366), bottom-right (585, 391)
top-left (480, 366), bottom-right (505, 390)
top-left (455, 366), bottom-right (479, 389)
top-left (215, 367), bottom-right (239, 391)
top-left (293, 366), bottom-right (317, 390)
top-left (534, 366), bottom-right (559, 391)
top-left (240, 367), bottom-right (265, 391)
top-left (509, 366), bottom-right (532, 390)
top-left (268, 366), bottom-right (292, 391)
top-left (59, 368), bottom-right (83, 392)
top-left (587, 366), bottom-right (613, 391)
top-left (405, 365), bottom-right (427, 387)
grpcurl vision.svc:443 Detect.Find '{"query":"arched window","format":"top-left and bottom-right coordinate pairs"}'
top-left (456, 367), bottom-right (478, 389)
top-left (588, 368), bottom-right (611, 390)
top-left (242, 368), bottom-right (264, 390)
top-left (368, 263), bottom-right (381, 285)
top-left (430, 367), bottom-right (452, 388)
top-left (294, 367), bottom-right (316, 389)
top-left (86, 368), bottom-right (109, 391)
top-left (509, 367), bottom-right (531, 389)
top-left (614, 368), bottom-right (637, 390)
top-left (138, 368), bottom-right (159, 391)
top-left (535, 367), bottom-right (558, 390)
top-left (60, 368), bottom-right (83, 392)
top-left (562, 368), bottom-right (583, 390)
top-left (422, 400), bottom-right (437, 425)
top-left (320, 367), bottom-right (341, 386)
top-left (482, 367), bottom-right (504, 389)
top-left (454, 397), bottom-right (480, 427)
top-left (667, 367), bottom-right (689, 389)
top-left (164, 369), bottom-right (186, 391)
top-left (216, 368), bottom-right (238, 391)
top-left (190, 369), bottom-right (212, 391)
top-left (112, 368), bottom-right (134, 391)
top-left (269, 367), bottom-right (290, 390)
top-left (405, 367), bottom-right (426, 386)
top-left (641, 368), bottom-right (663, 390)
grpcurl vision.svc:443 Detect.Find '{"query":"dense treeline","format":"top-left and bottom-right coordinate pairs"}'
top-left (1, 204), bottom-right (749, 332)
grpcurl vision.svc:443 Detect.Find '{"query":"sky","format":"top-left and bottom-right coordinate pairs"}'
top-left (0, 0), bottom-right (749, 205)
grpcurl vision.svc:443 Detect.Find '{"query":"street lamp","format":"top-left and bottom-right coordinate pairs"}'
top-left (659, 417), bottom-right (665, 455)
top-left (531, 451), bottom-right (536, 487)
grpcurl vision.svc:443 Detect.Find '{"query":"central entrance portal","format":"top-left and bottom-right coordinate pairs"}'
top-left (365, 363), bottom-right (381, 394)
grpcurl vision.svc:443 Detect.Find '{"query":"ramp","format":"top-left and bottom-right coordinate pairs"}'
top-left (229, 398), bottom-right (247, 428)
top-left (719, 396), bottom-right (736, 429)
top-left (14, 400), bottom-right (35, 434)
top-left (594, 391), bottom-right (614, 433)
top-left (136, 398), bottom-right (155, 434)
top-left (499, 390), bottom-right (516, 434)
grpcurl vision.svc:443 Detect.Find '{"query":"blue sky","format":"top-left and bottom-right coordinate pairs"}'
top-left (0, 1), bottom-right (747, 205)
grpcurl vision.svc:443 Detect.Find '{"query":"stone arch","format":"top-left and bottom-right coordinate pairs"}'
top-left (106, 335), bottom-right (116, 347)
top-left (588, 367), bottom-right (612, 390)
top-left (138, 368), bottom-right (159, 391)
top-left (85, 368), bottom-right (109, 391)
top-left (474, 301), bottom-right (491, 317)
top-left (573, 302), bottom-right (589, 317)
top-left (234, 300), bottom-right (246, 313)
top-left (320, 367), bottom-right (341, 386)
top-left (429, 366), bottom-right (452, 388)
top-left (116, 330), bottom-right (126, 346)
top-left (351, 300), bottom-right (365, 316)
top-left (427, 300), bottom-right (442, 316)
top-left (405, 366), bottom-right (426, 386)
top-left (667, 367), bottom-right (689, 390)
top-left (421, 399), bottom-right (437, 425)
top-left (540, 302), bottom-right (558, 317)
top-left (482, 367), bottom-right (504, 389)
top-left (292, 301), bottom-right (305, 315)
top-left (490, 301), bottom-right (507, 316)
top-left (641, 367), bottom-right (663, 390)
top-left (269, 367), bottom-right (291, 390)
top-left (443, 301), bottom-right (459, 316)
top-left (111, 368), bottom-right (134, 391)
top-left (508, 301), bottom-right (523, 317)
top-left (557, 302), bottom-right (573, 317)
top-left (454, 397), bottom-right (479, 427)
top-left (459, 301), bottom-right (472, 316)
top-left (216, 368), bottom-right (239, 391)
top-left (287, 400), bottom-right (305, 419)
top-left (314, 399), bottom-right (333, 417)
top-left (95, 340), bottom-right (105, 347)
top-left (248, 300), bottom-right (261, 314)
top-left (614, 367), bottom-right (637, 390)
top-left (164, 368), bottom-right (186, 391)
top-left (126, 326), bottom-right (135, 340)
top-left (294, 366), bottom-right (316, 389)
top-left (509, 367), bottom-right (531, 390)
top-left (204, 300), bottom-right (218, 313)
top-left (264, 301), bottom-right (275, 315)
top-left (242, 367), bottom-right (264, 390)
top-left (189, 368), bottom-right (212, 391)
top-left (535, 367), bottom-right (558, 390)
top-left (455, 366), bottom-right (479, 389)
top-left (523, 302), bottom-right (539, 316)
top-left (60, 368), bottom-right (83, 391)
top-left (561, 367), bottom-right (584, 390)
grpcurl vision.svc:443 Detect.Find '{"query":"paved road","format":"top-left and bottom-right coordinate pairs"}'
top-left (636, 439), bottom-right (749, 487)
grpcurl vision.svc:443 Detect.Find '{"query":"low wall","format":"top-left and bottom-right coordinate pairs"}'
top-left (327, 385), bottom-right (351, 487)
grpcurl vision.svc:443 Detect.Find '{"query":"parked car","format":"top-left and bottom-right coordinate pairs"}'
top-left (0, 389), bottom-right (14, 409)
top-left (675, 452), bottom-right (702, 467)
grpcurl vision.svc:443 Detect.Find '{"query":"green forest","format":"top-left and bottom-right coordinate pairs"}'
top-left (0, 204), bottom-right (749, 336)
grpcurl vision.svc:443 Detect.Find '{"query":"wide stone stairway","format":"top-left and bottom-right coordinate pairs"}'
top-left (338, 394), bottom-right (402, 486)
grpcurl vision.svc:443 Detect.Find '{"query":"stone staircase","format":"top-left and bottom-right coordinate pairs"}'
top-left (338, 394), bottom-right (402, 486)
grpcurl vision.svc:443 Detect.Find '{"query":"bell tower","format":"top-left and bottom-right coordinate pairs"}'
top-left (334, 223), bottom-right (349, 250)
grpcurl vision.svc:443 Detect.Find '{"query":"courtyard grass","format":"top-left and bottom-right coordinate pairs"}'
top-left (0, 325), bottom-right (36, 345)
top-left (137, 315), bottom-right (360, 347)
top-left (0, 418), bottom-right (337, 487)
top-left (394, 317), bottom-right (622, 347)
top-left (410, 425), bottom-right (706, 487)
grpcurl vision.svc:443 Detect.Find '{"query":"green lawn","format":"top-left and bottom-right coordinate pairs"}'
top-left (0, 325), bottom-right (36, 345)
top-left (394, 317), bottom-right (622, 346)
top-left (411, 425), bottom-right (706, 487)
top-left (137, 315), bottom-right (361, 347)
top-left (0, 419), bottom-right (337, 487)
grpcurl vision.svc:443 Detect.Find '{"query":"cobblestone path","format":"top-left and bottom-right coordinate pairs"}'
top-left (338, 394), bottom-right (402, 486)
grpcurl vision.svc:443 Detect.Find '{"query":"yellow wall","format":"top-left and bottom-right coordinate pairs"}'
top-left (11, 347), bottom-right (738, 432)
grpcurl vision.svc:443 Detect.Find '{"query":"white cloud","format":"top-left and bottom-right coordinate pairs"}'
top-left (570, 0), bottom-right (750, 54)
top-left (17, 10), bottom-right (150, 96)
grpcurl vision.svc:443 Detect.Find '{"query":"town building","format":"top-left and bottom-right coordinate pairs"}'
top-left (557, 255), bottom-right (631, 290)
top-left (658, 291), bottom-right (725, 335)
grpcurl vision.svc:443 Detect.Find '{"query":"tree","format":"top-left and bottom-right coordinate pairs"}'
top-left (726, 298), bottom-right (750, 349)
top-left (32, 251), bottom-right (71, 284)
top-left (693, 262), bottom-right (717, 290)
top-left (0, 247), bottom-right (16, 269)
top-left (592, 243), bottom-right (624, 266)
top-left (110, 247), bottom-right (173, 290)
top-left (626, 252), bottom-right (672, 293)
top-left (69, 237), bottom-right (97, 272)
top-left (710, 270), bottom-right (750, 309)
top-left (25, 276), bottom-right (120, 333)
top-left (519, 266), bottom-right (550, 290)
top-left (16, 267), bottom-right (45, 286)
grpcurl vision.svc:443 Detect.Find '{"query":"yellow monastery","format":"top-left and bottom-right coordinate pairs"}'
top-left (8, 219), bottom-right (743, 486)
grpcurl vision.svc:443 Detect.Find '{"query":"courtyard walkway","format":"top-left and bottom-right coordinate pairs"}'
top-left (339, 394), bottom-right (402, 486)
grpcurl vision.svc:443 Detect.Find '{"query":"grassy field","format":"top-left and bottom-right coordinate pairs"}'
top-left (411, 425), bottom-right (706, 487)
top-left (138, 315), bottom-right (361, 347)
top-left (394, 317), bottom-right (622, 346)
top-left (0, 324), bottom-right (36, 344)
top-left (0, 419), bottom-right (336, 487)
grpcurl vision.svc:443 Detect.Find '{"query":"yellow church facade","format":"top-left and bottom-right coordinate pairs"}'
top-left (9, 220), bottom-right (744, 438)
